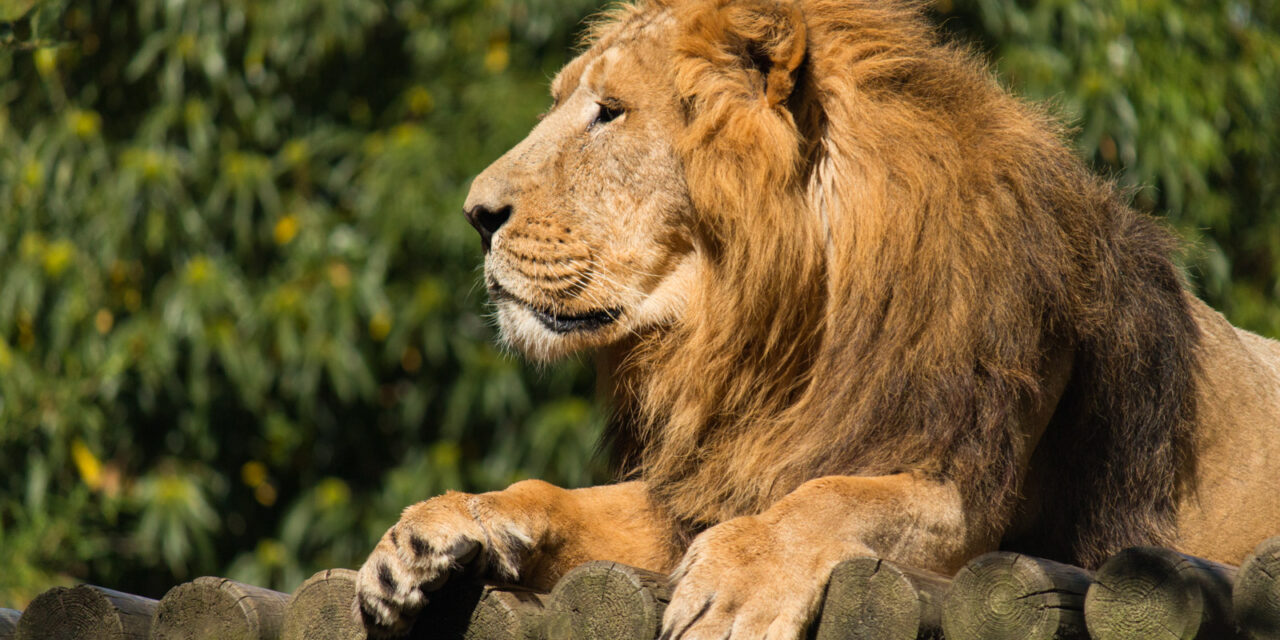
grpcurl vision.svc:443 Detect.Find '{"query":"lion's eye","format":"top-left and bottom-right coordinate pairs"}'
top-left (592, 100), bottom-right (625, 128)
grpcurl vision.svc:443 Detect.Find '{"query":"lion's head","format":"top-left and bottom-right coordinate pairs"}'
top-left (462, 33), bottom-right (696, 361)
top-left (464, 0), bottom-right (1198, 567)
top-left (464, 0), bottom-right (816, 364)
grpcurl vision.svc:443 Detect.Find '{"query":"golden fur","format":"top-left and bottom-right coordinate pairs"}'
top-left (606, 0), bottom-right (1201, 565)
top-left (355, 1), bottom-right (1280, 636)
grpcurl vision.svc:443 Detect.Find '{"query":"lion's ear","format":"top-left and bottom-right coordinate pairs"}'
top-left (677, 0), bottom-right (807, 107)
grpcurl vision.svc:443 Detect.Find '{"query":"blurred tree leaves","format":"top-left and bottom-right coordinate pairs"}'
top-left (0, 0), bottom-right (70, 50)
top-left (0, 0), bottom-right (603, 605)
top-left (0, 0), bottom-right (1276, 607)
top-left (935, 0), bottom-right (1280, 335)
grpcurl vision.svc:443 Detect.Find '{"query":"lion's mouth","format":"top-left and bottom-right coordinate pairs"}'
top-left (489, 281), bottom-right (621, 335)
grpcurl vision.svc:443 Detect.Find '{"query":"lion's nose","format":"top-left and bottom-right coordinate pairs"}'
top-left (462, 203), bottom-right (511, 252)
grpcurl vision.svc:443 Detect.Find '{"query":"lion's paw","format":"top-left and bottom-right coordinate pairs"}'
top-left (352, 492), bottom-right (531, 637)
top-left (660, 516), bottom-right (839, 640)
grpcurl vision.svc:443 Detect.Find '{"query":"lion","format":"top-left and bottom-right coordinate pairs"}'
top-left (354, 0), bottom-right (1280, 637)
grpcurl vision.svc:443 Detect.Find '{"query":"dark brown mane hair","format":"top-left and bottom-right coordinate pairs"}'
top-left (600, 0), bottom-right (1198, 568)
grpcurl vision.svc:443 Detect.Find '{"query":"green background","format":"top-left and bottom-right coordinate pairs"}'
top-left (1, 0), bottom-right (1276, 606)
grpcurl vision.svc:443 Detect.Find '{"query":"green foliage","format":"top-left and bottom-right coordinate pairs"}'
top-left (937, 0), bottom-right (1280, 335)
top-left (0, 0), bottom-right (71, 50)
top-left (0, 0), bottom-right (602, 605)
top-left (0, 0), bottom-right (1276, 607)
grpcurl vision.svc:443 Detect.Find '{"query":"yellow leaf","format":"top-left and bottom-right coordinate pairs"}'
top-left (68, 109), bottom-right (102, 139)
top-left (34, 48), bottom-right (57, 77)
top-left (184, 99), bottom-right (206, 125)
top-left (0, 339), bottom-right (12, 372)
top-left (22, 160), bottom-right (43, 188)
top-left (282, 140), bottom-right (309, 166)
top-left (256, 539), bottom-right (285, 567)
top-left (241, 460), bottom-right (267, 488)
top-left (368, 310), bottom-right (391, 341)
top-left (407, 86), bottom-right (434, 116)
top-left (316, 478), bottom-right (350, 509)
top-left (431, 441), bottom-right (461, 468)
top-left (273, 215), bottom-right (299, 245)
top-left (184, 256), bottom-right (212, 285)
top-left (124, 289), bottom-right (142, 312)
top-left (41, 240), bottom-right (75, 277)
top-left (484, 38), bottom-right (509, 73)
top-left (327, 262), bottom-right (352, 290)
top-left (391, 123), bottom-right (420, 148)
top-left (94, 309), bottom-right (114, 334)
top-left (176, 34), bottom-right (196, 59)
top-left (71, 439), bottom-right (103, 491)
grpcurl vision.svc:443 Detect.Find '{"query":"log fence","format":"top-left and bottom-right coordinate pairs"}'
top-left (545, 562), bottom-right (669, 640)
top-left (814, 556), bottom-right (947, 640)
top-left (1236, 536), bottom-right (1280, 639)
top-left (3, 534), bottom-right (1278, 639)
top-left (1085, 547), bottom-right (1241, 640)
top-left (152, 577), bottom-right (289, 640)
top-left (942, 552), bottom-right (1092, 640)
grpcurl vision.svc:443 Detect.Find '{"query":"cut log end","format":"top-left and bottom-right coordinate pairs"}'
top-left (15, 584), bottom-right (156, 640)
top-left (152, 576), bottom-right (289, 640)
top-left (1235, 535), bottom-right (1280, 639)
top-left (462, 587), bottom-right (546, 640)
top-left (1084, 546), bottom-right (1239, 640)
top-left (414, 584), bottom-right (546, 640)
top-left (283, 569), bottom-right (545, 640)
top-left (814, 557), bottom-right (947, 640)
top-left (282, 568), bottom-right (366, 640)
top-left (942, 551), bottom-right (1092, 640)
top-left (546, 561), bottom-right (670, 640)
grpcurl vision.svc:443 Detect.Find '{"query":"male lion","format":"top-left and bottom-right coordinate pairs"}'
top-left (356, 0), bottom-right (1280, 637)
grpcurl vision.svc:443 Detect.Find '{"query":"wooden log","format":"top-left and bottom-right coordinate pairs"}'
top-left (15, 584), bottom-right (157, 640)
top-left (1084, 546), bottom-right (1242, 640)
top-left (1236, 535), bottom-right (1280, 639)
top-left (545, 561), bottom-right (670, 640)
top-left (413, 584), bottom-right (546, 640)
top-left (458, 587), bottom-right (546, 640)
top-left (151, 576), bottom-right (289, 640)
top-left (1, 609), bottom-right (20, 640)
top-left (282, 568), bottom-right (366, 640)
top-left (284, 568), bottom-right (546, 640)
top-left (941, 552), bottom-right (1092, 640)
top-left (812, 557), bottom-right (948, 640)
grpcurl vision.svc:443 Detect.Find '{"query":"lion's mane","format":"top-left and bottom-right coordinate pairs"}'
top-left (599, 0), bottom-right (1198, 567)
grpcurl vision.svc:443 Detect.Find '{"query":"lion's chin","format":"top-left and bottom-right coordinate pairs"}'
top-left (494, 299), bottom-right (623, 363)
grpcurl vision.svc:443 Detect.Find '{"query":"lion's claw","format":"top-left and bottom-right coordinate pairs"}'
top-left (352, 492), bottom-right (529, 636)
top-left (661, 516), bottom-right (835, 640)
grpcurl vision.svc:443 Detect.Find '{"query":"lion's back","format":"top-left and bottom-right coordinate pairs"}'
top-left (1174, 296), bottom-right (1280, 564)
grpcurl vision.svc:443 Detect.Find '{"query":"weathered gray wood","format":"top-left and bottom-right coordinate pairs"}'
top-left (813, 557), bottom-right (948, 640)
top-left (942, 551), bottom-right (1092, 640)
top-left (285, 568), bottom-right (547, 640)
top-left (151, 576), bottom-right (289, 640)
top-left (459, 587), bottom-right (546, 640)
top-left (1, 609), bottom-right (20, 640)
top-left (414, 584), bottom-right (546, 640)
top-left (545, 561), bottom-right (670, 640)
top-left (1236, 535), bottom-right (1280, 639)
top-left (282, 569), bottom-right (366, 640)
top-left (1085, 546), bottom-right (1242, 640)
top-left (15, 584), bottom-right (156, 640)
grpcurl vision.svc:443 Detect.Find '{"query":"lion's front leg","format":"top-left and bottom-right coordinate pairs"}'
top-left (662, 473), bottom-right (987, 640)
top-left (354, 479), bottom-right (678, 637)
